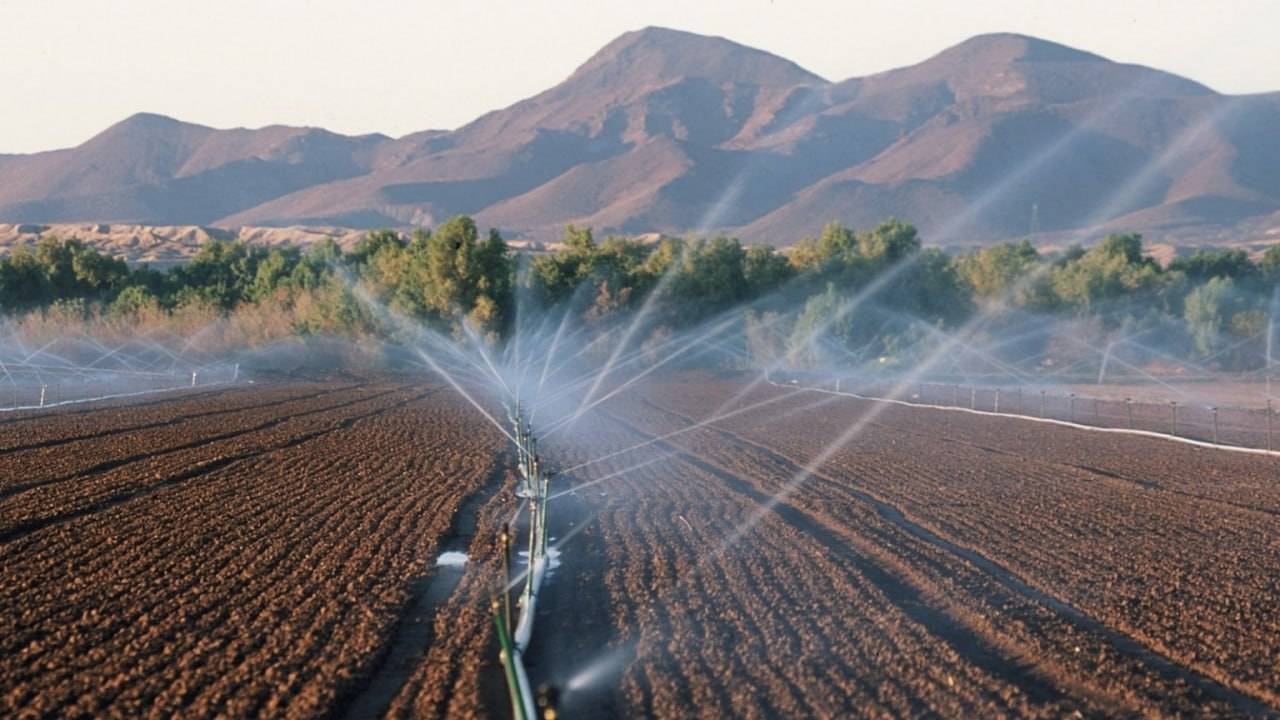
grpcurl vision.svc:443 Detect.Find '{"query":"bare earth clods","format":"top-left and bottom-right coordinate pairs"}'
top-left (4, 373), bottom-right (1279, 718)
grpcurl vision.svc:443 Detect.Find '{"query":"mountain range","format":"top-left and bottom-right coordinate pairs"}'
top-left (2, 27), bottom-right (1278, 251)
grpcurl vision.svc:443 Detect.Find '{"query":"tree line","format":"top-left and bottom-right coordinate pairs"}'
top-left (2, 215), bottom-right (1278, 372)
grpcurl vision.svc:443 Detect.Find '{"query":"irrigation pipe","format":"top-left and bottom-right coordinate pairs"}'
top-left (771, 381), bottom-right (1280, 460)
top-left (0, 379), bottom-right (236, 414)
top-left (497, 399), bottom-right (553, 719)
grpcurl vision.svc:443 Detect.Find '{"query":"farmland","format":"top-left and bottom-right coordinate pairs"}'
top-left (3, 372), bottom-right (1280, 718)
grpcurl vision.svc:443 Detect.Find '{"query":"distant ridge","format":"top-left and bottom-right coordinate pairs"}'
top-left (1, 28), bottom-right (1277, 252)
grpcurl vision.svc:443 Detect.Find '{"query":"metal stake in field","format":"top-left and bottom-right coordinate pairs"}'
top-left (1125, 398), bottom-right (1134, 429)
top-left (39, 384), bottom-right (47, 408)
top-left (994, 388), bottom-right (1001, 413)
top-left (1039, 390), bottom-right (1046, 418)
top-left (1259, 397), bottom-right (1269, 448)
top-left (1068, 393), bottom-right (1076, 423)
top-left (1016, 387), bottom-right (1023, 414)
top-left (1093, 398), bottom-right (1100, 425)
top-left (1211, 406), bottom-right (1219, 444)
top-left (499, 524), bottom-right (514, 632)
top-left (1170, 401), bottom-right (1179, 437)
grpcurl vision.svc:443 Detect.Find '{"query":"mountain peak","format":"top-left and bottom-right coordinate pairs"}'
top-left (107, 112), bottom-right (201, 132)
top-left (937, 33), bottom-right (1110, 65)
top-left (568, 26), bottom-right (825, 88)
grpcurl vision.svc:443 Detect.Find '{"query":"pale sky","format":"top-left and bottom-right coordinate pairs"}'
top-left (1, 0), bottom-right (1277, 154)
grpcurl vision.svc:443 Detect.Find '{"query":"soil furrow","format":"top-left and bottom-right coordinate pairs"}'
top-left (0, 388), bottom-right (429, 544)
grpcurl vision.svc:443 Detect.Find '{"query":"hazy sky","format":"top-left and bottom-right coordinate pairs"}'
top-left (2, 0), bottom-right (1277, 153)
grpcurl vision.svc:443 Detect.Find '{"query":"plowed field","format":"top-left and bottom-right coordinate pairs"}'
top-left (4, 371), bottom-right (1279, 719)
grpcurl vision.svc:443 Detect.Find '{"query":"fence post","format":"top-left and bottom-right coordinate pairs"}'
top-left (1211, 407), bottom-right (1219, 444)
top-left (1125, 398), bottom-right (1134, 429)
top-left (994, 388), bottom-right (1001, 413)
top-left (1068, 393), bottom-right (1076, 423)
top-left (1170, 401), bottom-right (1178, 437)
top-left (191, 371), bottom-right (198, 387)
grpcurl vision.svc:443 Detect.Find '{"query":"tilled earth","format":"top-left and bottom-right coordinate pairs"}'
top-left (4, 371), bottom-right (1280, 718)
top-left (0, 377), bottom-right (512, 719)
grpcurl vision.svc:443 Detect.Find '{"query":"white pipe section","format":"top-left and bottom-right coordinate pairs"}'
top-left (513, 555), bottom-right (547, 651)
top-left (510, 646), bottom-right (536, 720)
top-left (775, 381), bottom-right (1280, 459)
top-left (0, 380), bottom-right (233, 414)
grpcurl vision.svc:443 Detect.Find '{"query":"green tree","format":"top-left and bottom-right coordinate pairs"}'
top-left (109, 285), bottom-right (161, 318)
top-left (0, 245), bottom-right (52, 310)
top-left (955, 240), bottom-right (1042, 303)
top-left (743, 244), bottom-right (794, 298)
top-left (1184, 276), bottom-right (1236, 358)
top-left (857, 219), bottom-right (920, 268)
top-left (1049, 233), bottom-right (1163, 320)
top-left (1169, 248), bottom-right (1254, 284)
top-left (422, 216), bottom-right (512, 336)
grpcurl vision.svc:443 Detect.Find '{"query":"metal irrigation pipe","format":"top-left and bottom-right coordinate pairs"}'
top-left (498, 400), bottom-right (557, 720)
top-left (493, 597), bottom-right (534, 720)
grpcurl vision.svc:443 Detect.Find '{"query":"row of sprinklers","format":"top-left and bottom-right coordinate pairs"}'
top-left (493, 397), bottom-right (559, 720)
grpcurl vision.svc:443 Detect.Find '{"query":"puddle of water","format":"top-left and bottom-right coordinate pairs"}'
top-left (436, 551), bottom-right (469, 568)
top-left (517, 547), bottom-right (563, 570)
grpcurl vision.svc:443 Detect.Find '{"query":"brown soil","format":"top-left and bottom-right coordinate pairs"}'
top-left (5, 371), bottom-right (1279, 718)
top-left (0, 377), bottom-right (509, 719)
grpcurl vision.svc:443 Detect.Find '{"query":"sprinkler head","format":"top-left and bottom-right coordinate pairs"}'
top-left (536, 684), bottom-right (560, 718)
